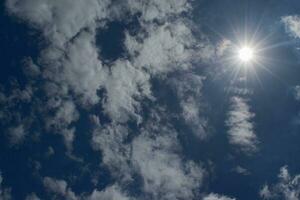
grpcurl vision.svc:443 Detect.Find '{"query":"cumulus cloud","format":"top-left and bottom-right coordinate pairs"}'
top-left (169, 73), bottom-right (207, 139)
top-left (260, 166), bottom-right (300, 200)
top-left (6, 0), bottom-right (210, 199)
top-left (125, 21), bottom-right (198, 74)
top-left (43, 177), bottom-right (77, 200)
top-left (102, 60), bottom-right (152, 123)
top-left (203, 193), bottom-right (236, 200)
top-left (6, 0), bottom-right (110, 46)
top-left (125, 0), bottom-right (191, 22)
top-left (45, 100), bottom-right (79, 151)
top-left (131, 131), bottom-right (204, 200)
top-left (7, 124), bottom-right (27, 145)
top-left (92, 124), bottom-right (132, 180)
top-left (260, 185), bottom-right (272, 200)
top-left (43, 176), bottom-right (130, 200)
top-left (226, 96), bottom-right (258, 153)
top-left (91, 107), bottom-right (206, 200)
top-left (5, 0), bottom-right (211, 127)
top-left (259, 166), bottom-right (300, 200)
top-left (87, 185), bottom-right (131, 200)
top-left (282, 15), bottom-right (300, 39)
top-left (0, 84), bottom-right (34, 146)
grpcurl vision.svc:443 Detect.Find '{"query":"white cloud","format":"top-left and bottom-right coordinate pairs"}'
top-left (45, 100), bottom-right (79, 151)
top-left (43, 177), bottom-right (131, 200)
top-left (91, 124), bottom-right (132, 180)
top-left (126, 0), bottom-right (190, 22)
top-left (260, 166), bottom-right (300, 200)
top-left (0, 173), bottom-right (12, 200)
top-left (7, 124), bottom-right (27, 145)
top-left (6, 0), bottom-right (110, 46)
top-left (131, 132), bottom-right (204, 200)
top-left (233, 165), bottom-right (251, 176)
top-left (103, 60), bottom-right (152, 123)
top-left (203, 193), bottom-right (236, 200)
top-left (25, 193), bottom-right (40, 200)
top-left (293, 85), bottom-right (300, 101)
top-left (87, 185), bottom-right (131, 200)
top-left (169, 73), bottom-right (207, 139)
top-left (226, 96), bottom-right (258, 153)
top-left (91, 106), bottom-right (206, 200)
top-left (260, 185), bottom-right (272, 199)
top-left (282, 15), bottom-right (300, 39)
top-left (6, 1), bottom-right (211, 199)
top-left (0, 85), bottom-right (34, 146)
top-left (43, 177), bottom-right (77, 200)
top-left (57, 30), bottom-right (106, 106)
top-left (5, 0), bottom-right (210, 126)
top-left (125, 21), bottom-right (197, 74)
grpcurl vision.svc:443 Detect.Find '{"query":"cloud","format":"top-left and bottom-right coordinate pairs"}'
top-left (43, 177), bottom-right (77, 200)
top-left (55, 30), bottom-right (107, 106)
top-left (87, 185), bottom-right (131, 200)
top-left (43, 176), bottom-right (132, 200)
top-left (259, 166), bottom-right (300, 200)
top-left (226, 96), bottom-right (258, 153)
top-left (102, 60), bottom-right (152, 123)
top-left (91, 124), bottom-right (132, 180)
top-left (6, 0), bottom-right (211, 199)
top-left (125, 20), bottom-right (198, 74)
top-left (92, 107), bottom-right (205, 200)
top-left (203, 193), bottom-right (236, 200)
top-left (0, 173), bottom-right (12, 200)
top-left (126, 0), bottom-right (191, 22)
top-left (131, 131), bottom-right (204, 200)
top-left (0, 84), bottom-right (34, 146)
top-left (282, 15), bottom-right (300, 39)
top-left (25, 193), bottom-right (40, 200)
top-left (6, 0), bottom-right (110, 46)
top-left (293, 85), bottom-right (300, 101)
top-left (45, 100), bottom-right (79, 151)
top-left (259, 185), bottom-right (273, 200)
top-left (232, 165), bottom-right (251, 176)
top-left (7, 124), bottom-right (27, 145)
top-left (169, 73), bottom-right (207, 139)
top-left (5, 0), bottom-right (210, 127)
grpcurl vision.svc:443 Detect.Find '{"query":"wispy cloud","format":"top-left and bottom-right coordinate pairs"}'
top-left (226, 96), bottom-right (258, 153)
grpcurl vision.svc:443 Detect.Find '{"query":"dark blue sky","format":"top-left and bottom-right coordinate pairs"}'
top-left (1, 0), bottom-right (300, 200)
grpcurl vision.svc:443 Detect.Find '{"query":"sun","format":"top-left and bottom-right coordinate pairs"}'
top-left (238, 46), bottom-right (254, 63)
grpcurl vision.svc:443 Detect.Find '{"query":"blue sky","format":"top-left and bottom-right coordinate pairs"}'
top-left (1, 0), bottom-right (300, 200)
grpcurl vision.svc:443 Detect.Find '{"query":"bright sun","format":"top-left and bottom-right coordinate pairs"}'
top-left (238, 46), bottom-right (254, 63)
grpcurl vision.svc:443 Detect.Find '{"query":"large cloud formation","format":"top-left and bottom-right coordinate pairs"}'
top-left (3, 0), bottom-right (214, 199)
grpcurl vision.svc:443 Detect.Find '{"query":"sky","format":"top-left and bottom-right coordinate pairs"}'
top-left (1, 0), bottom-right (300, 200)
